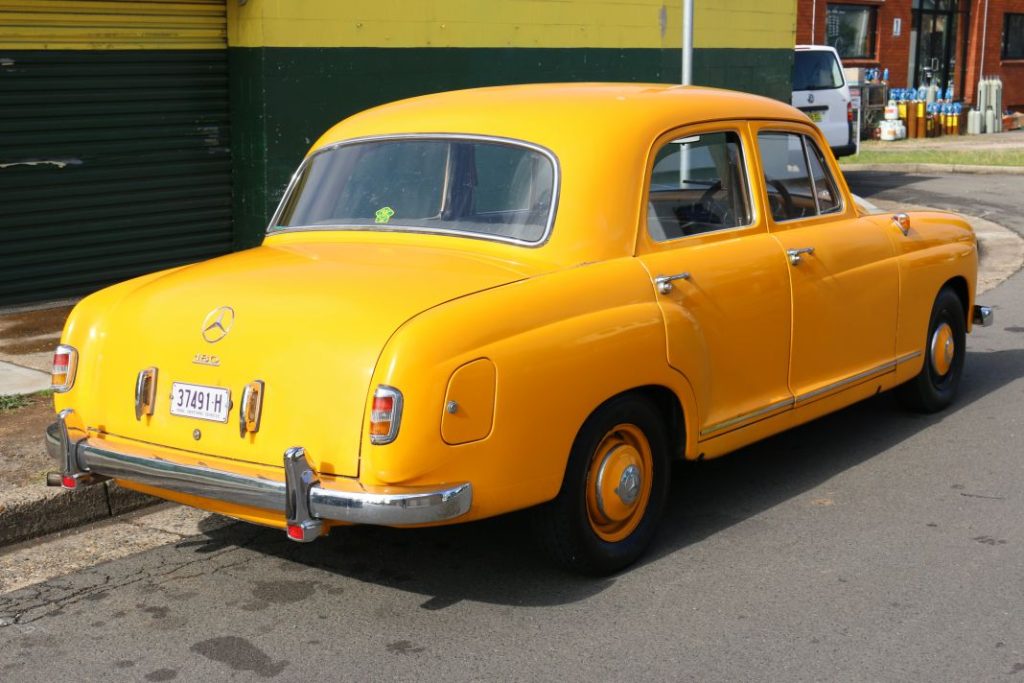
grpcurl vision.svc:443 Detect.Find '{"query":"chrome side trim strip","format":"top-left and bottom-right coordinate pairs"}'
top-left (699, 398), bottom-right (794, 438)
top-left (698, 351), bottom-right (924, 439)
top-left (44, 423), bottom-right (472, 526)
top-left (794, 351), bottom-right (921, 405)
top-left (896, 350), bottom-right (924, 365)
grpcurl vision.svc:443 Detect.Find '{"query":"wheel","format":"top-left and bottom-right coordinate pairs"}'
top-left (897, 286), bottom-right (966, 413)
top-left (533, 394), bottom-right (670, 575)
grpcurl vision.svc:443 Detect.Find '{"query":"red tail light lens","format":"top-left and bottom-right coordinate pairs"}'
top-left (369, 385), bottom-right (403, 444)
top-left (848, 101), bottom-right (854, 123)
top-left (51, 344), bottom-right (78, 393)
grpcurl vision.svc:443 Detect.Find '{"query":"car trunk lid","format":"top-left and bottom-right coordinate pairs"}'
top-left (86, 240), bottom-right (535, 477)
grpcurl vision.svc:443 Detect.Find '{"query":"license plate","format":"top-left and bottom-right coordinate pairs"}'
top-left (170, 382), bottom-right (231, 423)
top-left (807, 111), bottom-right (823, 122)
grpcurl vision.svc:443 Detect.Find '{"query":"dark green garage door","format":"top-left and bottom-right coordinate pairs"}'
top-left (0, 0), bottom-right (232, 307)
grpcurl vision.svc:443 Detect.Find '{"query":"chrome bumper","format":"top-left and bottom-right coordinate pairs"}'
top-left (45, 411), bottom-right (471, 541)
top-left (973, 305), bottom-right (994, 327)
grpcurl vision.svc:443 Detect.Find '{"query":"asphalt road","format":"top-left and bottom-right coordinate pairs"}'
top-left (2, 172), bottom-right (1022, 682)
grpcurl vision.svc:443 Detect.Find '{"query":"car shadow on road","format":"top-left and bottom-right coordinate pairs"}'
top-left (191, 348), bottom-right (1024, 610)
top-left (844, 170), bottom-right (942, 199)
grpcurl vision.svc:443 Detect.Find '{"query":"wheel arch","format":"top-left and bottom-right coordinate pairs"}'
top-left (941, 274), bottom-right (971, 328)
top-left (575, 384), bottom-right (689, 463)
top-left (629, 385), bottom-right (687, 460)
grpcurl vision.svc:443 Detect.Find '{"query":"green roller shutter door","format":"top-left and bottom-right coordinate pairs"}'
top-left (0, 1), bottom-right (232, 306)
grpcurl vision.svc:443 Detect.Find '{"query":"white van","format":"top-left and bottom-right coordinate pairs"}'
top-left (792, 45), bottom-right (856, 158)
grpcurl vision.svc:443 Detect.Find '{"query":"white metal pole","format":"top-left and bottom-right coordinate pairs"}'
top-left (682, 0), bottom-right (694, 85)
top-left (980, 0), bottom-right (990, 78)
top-left (811, 0), bottom-right (817, 44)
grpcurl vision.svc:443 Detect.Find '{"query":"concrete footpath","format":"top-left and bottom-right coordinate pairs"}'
top-left (1, 200), bottom-right (1022, 550)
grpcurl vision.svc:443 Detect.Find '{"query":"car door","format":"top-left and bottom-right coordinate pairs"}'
top-left (753, 124), bottom-right (899, 403)
top-left (637, 124), bottom-right (794, 441)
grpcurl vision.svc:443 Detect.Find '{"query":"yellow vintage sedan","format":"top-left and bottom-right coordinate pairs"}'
top-left (46, 84), bottom-right (992, 574)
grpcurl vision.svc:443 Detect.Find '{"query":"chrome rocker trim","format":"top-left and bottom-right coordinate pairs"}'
top-left (45, 413), bottom-right (472, 541)
top-left (973, 305), bottom-right (994, 327)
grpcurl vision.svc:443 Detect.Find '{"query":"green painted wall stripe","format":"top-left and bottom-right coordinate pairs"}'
top-left (0, 49), bottom-right (234, 305)
top-left (229, 46), bottom-right (792, 247)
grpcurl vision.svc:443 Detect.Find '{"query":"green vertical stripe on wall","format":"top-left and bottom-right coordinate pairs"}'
top-left (229, 46), bottom-right (792, 246)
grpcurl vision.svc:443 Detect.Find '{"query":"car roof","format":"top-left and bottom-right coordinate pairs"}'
top-left (795, 44), bottom-right (839, 54)
top-left (312, 82), bottom-right (807, 154)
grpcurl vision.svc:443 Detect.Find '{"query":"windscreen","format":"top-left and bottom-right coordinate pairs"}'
top-left (273, 138), bottom-right (556, 244)
top-left (792, 51), bottom-right (844, 91)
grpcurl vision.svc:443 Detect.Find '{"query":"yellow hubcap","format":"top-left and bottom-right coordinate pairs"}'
top-left (585, 423), bottom-right (653, 543)
top-left (930, 322), bottom-right (955, 376)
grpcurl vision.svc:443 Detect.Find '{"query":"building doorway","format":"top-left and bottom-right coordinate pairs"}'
top-left (909, 0), bottom-right (959, 92)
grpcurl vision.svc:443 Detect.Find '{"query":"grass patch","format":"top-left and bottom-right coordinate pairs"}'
top-left (844, 148), bottom-right (1024, 167)
top-left (0, 394), bottom-right (31, 412)
top-left (0, 390), bottom-right (52, 413)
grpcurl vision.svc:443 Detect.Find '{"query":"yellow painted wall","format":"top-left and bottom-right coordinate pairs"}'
top-left (227, 0), bottom-right (794, 51)
top-left (0, 0), bottom-right (794, 52)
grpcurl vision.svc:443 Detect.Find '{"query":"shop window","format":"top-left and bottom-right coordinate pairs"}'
top-left (1005, 14), bottom-right (1024, 60)
top-left (826, 4), bottom-right (878, 60)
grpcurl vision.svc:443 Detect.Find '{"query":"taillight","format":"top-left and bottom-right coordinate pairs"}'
top-left (369, 385), bottom-right (403, 444)
top-left (51, 344), bottom-right (78, 393)
top-left (848, 101), bottom-right (854, 123)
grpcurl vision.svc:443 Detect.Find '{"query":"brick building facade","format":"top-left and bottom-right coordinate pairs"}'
top-left (798, 0), bottom-right (1024, 110)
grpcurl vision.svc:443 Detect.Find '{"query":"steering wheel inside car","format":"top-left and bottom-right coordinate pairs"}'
top-left (696, 180), bottom-right (733, 227)
top-left (767, 179), bottom-right (794, 221)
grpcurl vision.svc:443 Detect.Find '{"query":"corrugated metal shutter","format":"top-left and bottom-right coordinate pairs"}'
top-left (0, 0), bottom-right (232, 306)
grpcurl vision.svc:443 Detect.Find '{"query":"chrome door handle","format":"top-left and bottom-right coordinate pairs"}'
top-left (654, 272), bottom-right (691, 294)
top-left (786, 247), bottom-right (815, 265)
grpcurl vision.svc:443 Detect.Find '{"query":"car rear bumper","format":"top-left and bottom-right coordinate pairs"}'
top-left (45, 411), bottom-right (471, 540)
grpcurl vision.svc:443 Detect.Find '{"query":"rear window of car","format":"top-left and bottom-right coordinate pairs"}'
top-left (793, 50), bottom-right (844, 91)
top-left (272, 137), bottom-right (557, 245)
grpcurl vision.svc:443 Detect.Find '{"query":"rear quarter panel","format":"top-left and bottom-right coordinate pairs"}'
top-left (352, 258), bottom-right (696, 521)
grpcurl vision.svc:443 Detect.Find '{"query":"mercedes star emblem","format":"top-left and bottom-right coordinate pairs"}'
top-left (201, 306), bottom-right (235, 343)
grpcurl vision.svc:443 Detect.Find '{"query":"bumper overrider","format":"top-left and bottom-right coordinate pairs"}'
top-left (44, 409), bottom-right (472, 542)
top-left (973, 305), bottom-right (994, 327)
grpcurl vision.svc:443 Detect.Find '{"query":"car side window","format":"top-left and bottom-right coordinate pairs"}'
top-left (805, 140), bottom-right (841, 214)
top-left (758, 131), bottom-right (842, 221)
top-left (647, 131), bottom-right (752, 242)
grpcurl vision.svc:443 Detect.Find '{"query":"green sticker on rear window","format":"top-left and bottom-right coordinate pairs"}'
top-left (375, 206), bottom-right (395, 224)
